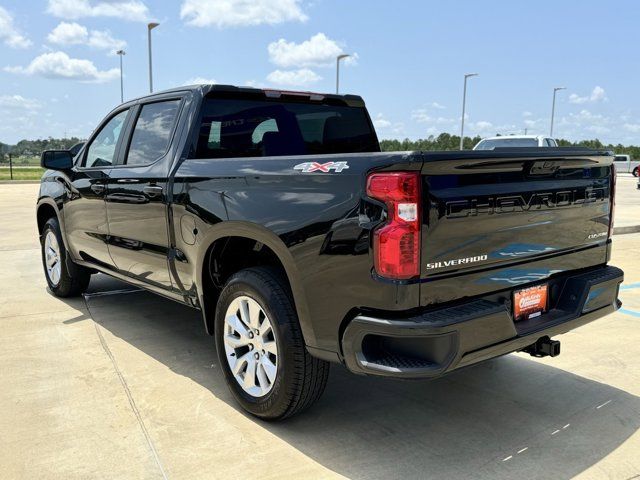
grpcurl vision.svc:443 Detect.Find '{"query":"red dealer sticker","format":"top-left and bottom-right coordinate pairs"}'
top-left (514, 284), bottom-right (548, 321)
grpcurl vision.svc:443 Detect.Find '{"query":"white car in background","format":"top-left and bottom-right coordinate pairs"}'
top-left (473, 135), bottom-right (558, 150)
top-left (613, 154), bottom-right (639, 177)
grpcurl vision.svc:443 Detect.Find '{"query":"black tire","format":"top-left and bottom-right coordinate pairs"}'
top-left (633, 167), bottom-right (639, 177)
top-left (214, 267), bottom-right (329, 420)
top-left (40, 217), bottom-right (91, 297)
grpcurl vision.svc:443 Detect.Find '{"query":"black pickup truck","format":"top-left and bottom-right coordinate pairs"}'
top-left (37, 84), bottom-right (623, 419)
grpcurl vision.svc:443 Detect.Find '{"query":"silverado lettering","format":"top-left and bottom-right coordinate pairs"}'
top-left (426, 255), bottom-right (488, 270)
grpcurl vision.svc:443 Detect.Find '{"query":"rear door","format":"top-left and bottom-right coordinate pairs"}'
top-left (104, 96), bottom-right (184, 289)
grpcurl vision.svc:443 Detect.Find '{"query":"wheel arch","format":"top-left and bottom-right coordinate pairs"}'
top-left (195, 221), bottom-right (316, 348)
top-left (36, 199), bottom-right (70, 250)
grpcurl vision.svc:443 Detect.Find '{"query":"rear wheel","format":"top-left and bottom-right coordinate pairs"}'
top-left (214, 267), bottom-right (329, 420)
top-left (41, 217), bottom-right (91, 297)
top-left (633, 167), bottom-right (638, 177)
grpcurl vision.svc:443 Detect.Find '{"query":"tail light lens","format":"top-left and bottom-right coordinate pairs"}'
top-left (366, 172), bottom-right (421, 279)
top-left (608, 164), bottom-right (616, 237)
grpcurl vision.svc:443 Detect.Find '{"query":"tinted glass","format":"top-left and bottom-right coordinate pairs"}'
top-left (475, 138), bottom-right (538, 150)
top-left (85, 109), bottom-right (128, 167)
top-left (126, 100), bottom-right (180, 165)
top-left (546, 138), bottom-right (557, 147)
top-left (195, 97), bottom-right (379, 158)
top-left (614, 156), bottom-right (627, 162)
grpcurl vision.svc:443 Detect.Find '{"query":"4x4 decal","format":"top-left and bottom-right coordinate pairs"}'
top-left (294, 161), bottom-right (349, 173)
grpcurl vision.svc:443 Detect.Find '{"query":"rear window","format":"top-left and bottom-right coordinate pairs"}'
top-left (195, 96), bottom-right (379, 158)
top-left (614, 156), bottom-right (628, 162)
top-left (475, 138), bottom-right (539, 150)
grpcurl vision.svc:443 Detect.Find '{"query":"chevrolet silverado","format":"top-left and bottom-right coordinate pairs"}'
top-left (37, 84), bottom-right (623, 419)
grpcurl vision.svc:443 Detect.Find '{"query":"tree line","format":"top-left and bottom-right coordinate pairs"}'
top-left (0, 137), bottom-right (83, 161)
top-left (379, 133), bottom-right (640, 157)
top-left (2, 133), bottom-right (640, 161)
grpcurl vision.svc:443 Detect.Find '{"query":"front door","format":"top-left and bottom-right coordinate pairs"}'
top-left (104, 98), bottom-right (183, 290)
top-left (63, 108), bottom-right (130, 269)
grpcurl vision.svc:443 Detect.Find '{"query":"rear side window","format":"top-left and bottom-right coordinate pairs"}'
top-left (614, 156), bottom-right (627, 162)
top-left (195, 96), bottom-right (379, 158)
top-left (125, 100), bottom-right (180, 166)
top-left (474, 138), bottom-right (538, 150)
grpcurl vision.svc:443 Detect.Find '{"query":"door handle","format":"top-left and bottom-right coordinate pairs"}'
top-left (143, 185), bottom-right (163, 198)
top-left (91, 183), bottom-right (106, 195)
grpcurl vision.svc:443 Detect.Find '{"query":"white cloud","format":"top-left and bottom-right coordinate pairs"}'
top-left (569, 86), bottom-right (607, 104)
top-left (0, 95), bottom-right (41, 110)
top-left (47, 22), bottom-right (126, 51)
top-left (0, 6), bottom-right (32, 49)
top-left (472, 121), bottom-right (493, 131)
top-left (431, 102), bottom-right (445, 110)
top-left (373, 113), bottom-right (391, 129)
top-left (184, 77), bottom-right (217, 85)
top-left (46, 0), bottom-right (151, 22)
top-left (5, 51), bottom-right (119, 83)
top-left (181, 0), bottom-right (307, 27)
top-left (87, 30), bottom-right (126, 51)
top-left (266, 68), bottom-right (321, 87)
top-left (623, 124), bottom-right (640, 133)
top-left (522, 111), bottom-right (533, 117)
top-left (268, 33), bottom-right (345, 68)
top-left (411, 109), bottom-right (432, 123)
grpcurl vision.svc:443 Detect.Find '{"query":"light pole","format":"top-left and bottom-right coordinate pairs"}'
top-left (147, 22), bottom-right (159, 93)
top-left (550, 86), bottom-right (566, 137)
top-left (459, 73), bottom-right (478, 150)
top-left (336, 54), bottom-right (350, 94)
top-left (116, 49), bottom-right (125, 103)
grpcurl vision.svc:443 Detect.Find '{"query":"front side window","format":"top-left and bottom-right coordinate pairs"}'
top-left (125, 100), bottom-right (180, 166)
top-left (84, 109), bottom-right (129, 168)
top-left (195, 96), bottom-right (379, 159)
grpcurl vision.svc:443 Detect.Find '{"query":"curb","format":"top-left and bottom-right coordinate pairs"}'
top-left (613, 225), bottom-right (640, 235)
top-left (0, 180), bottom-right (41, 184)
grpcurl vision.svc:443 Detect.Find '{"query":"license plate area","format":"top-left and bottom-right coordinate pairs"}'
top-left (514, 284), bottom-right (548, 321)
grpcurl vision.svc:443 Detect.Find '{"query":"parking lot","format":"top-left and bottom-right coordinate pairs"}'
top-left (1, 178), bottom-right (639, 480)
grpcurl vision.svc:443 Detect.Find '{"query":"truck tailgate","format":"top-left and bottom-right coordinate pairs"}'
top-left (419, 150), bottom-right (614, 306)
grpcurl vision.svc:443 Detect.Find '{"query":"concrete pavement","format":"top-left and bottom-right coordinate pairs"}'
top-left (1, 183), bottom-right (640, 479)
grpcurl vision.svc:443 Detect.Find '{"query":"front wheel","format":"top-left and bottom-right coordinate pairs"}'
top-left (41, 217), bottom-right (91, 297)
top-left (633, 167), bottom-right (639, 177)
top-left (214, 267), bottom-right (329, 420)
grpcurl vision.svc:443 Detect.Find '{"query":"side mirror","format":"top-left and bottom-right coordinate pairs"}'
top-left (41, 150), bottom-right (74, 170)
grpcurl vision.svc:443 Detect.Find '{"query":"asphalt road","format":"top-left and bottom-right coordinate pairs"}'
top-left (1, 183), bottom-right (639, 480)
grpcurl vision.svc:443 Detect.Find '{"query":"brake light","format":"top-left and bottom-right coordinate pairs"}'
top-left (366, 172), bottom-right (421, 279)
top-left (609, 164), bottom-right (616, 237)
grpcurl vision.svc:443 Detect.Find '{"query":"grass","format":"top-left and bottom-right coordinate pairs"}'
top-left (0, 167), bottom-right (45, 181)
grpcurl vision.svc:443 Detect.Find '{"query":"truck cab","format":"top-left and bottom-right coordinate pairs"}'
top-left (474, 135), bottom-right (558, 150)
top-left (613, 154), bottom-right (640, 177)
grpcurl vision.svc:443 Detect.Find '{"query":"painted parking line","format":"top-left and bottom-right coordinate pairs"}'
top-left (619, 308), bottom-right (640, 318)
top-left (620, 282), bottom-right (640, 291)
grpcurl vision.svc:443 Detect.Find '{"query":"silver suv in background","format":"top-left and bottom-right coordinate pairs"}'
top-left (474, 135), bottom-right (558, 150)
top-left (613, 154), bottom-right (639, 177)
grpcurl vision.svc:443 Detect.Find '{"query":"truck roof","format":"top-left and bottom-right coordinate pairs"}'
top-left (480, 135), bottom-right (551, 141)
top-left (124, 83), bottom-right (366, 107)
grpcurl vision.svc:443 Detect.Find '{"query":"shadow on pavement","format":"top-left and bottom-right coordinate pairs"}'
top-left (69, 275), bottom-right (640, 480)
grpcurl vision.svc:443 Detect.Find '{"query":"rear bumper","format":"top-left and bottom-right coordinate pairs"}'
top-left (342, 265), bottom-right (623, 378)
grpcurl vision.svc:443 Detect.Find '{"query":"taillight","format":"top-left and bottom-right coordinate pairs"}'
top-left (608, 164), bottom-right (616, 237)
top-left (366, 172), bottom-right (421, 279)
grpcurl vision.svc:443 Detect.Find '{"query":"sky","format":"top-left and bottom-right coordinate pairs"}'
top-left (1, 0), bottom-right (640, 145)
